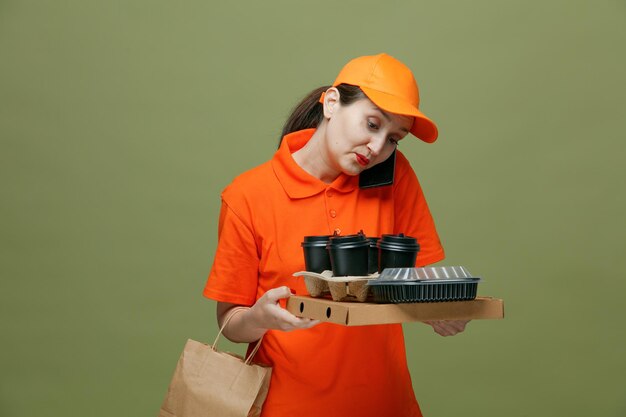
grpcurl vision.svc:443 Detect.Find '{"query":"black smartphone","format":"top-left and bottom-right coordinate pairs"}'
top-left (359, 150), bottom-right (396, 189)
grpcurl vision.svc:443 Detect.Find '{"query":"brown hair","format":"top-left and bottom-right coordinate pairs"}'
top-left (279, 84), bottom-right (367, 147)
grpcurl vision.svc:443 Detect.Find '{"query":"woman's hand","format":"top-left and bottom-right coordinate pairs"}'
top-left (248, 286), bottom-right (320, 332)
top-left (217, 286), bottom-right (319, 343)
top-left (422, 320), bottom-right (470, 337)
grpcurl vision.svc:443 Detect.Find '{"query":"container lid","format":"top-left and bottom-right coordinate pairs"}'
top-left (301, 235), bottom-right (331, 247)
top-left (377, 233), bottom-right (420, 251)
top-left (327, 233), bottom-right (369, 250)
top-left (367, 266), bottom-right (482, 286)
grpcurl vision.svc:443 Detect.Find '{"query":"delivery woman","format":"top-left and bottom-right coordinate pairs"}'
top-left (203, 53), bottom-right (469, 417)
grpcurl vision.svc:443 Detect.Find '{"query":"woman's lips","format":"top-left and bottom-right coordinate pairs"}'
top-left (355, 153), bottom-right (370, 166)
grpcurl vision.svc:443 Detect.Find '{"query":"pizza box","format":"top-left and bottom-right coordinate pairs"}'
top-left (286, 295), bottom-right (504, 326)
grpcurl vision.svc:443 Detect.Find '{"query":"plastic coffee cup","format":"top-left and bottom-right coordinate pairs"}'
top-left (377, 233), bottom-right (420, 272)
top-left (366, 237), bottom-right (380, 275)
top-left (327, 233), bottom-right (369, 276)
top-left (301, 235), bottom-right (332, 273)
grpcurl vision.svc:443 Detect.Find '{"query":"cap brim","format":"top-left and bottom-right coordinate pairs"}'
top-left (360, 86), bottom-right (439, 143)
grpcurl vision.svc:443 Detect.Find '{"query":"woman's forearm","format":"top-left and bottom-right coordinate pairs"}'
top-left (217, 303), bottom-right (267, 343)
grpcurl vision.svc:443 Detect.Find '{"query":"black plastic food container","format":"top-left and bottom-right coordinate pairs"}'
top-left (367, 237), bottom-right (380, 274)
top-left (367, 266), bottom-right (481, 303)
top-left (301, 235), bottom-right (332, 273)
top-left (377, 234), bottom-right (420, 272)
top-left (327, 233), bottom-right (369, 276)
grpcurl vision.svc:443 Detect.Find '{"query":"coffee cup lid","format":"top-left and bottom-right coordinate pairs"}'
top-left (378, 233), bottom-right (420, 251)
top-left (327, 233), bottom-right (369, 249)
top-left (301, 235), bottom-right (332, 247)
top-left (380, 233), bottom-right (417, 245)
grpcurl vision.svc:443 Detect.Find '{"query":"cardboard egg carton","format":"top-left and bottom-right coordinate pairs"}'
top-left (293, 270), bottom-right (379, 302)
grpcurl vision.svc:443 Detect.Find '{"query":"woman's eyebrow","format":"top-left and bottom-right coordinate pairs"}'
top-left (372, 107), bottom-right (410, 133)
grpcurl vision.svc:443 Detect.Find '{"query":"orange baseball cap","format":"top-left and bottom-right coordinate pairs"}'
top-left (322, 53), bottom-right (439, 143)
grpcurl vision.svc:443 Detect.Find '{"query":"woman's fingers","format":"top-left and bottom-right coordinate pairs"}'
top-left (424, 320), bottom-right (470, 336)
top-left (263, 286), bottom-right (292, 303)
top-left (451, 320), bottom-right (469, 332)
top-left (431, 322), bottom-right (454, 336)
top-left (272, 306), bottom-right (320, 330)
top-left (252, 286), bottom-right (320, 332)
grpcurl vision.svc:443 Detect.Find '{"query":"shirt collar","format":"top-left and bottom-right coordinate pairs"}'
top-left (271, 129), bottom-right (358, 199)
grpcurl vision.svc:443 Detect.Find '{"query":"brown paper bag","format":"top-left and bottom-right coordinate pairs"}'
top-left (158, 314), bottom-right (271, 417)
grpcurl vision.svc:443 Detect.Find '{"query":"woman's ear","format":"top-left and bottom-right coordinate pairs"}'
top-left (322, 87), bottom-right (340, 119)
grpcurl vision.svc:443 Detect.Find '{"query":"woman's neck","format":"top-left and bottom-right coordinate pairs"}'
top-left (292, 126), bottom-right (340, 184)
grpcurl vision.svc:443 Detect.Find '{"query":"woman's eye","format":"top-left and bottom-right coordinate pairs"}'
top-left (367, 121), bottom-right (379, 130)
top-left (388, 137), bottom-right (399, 145)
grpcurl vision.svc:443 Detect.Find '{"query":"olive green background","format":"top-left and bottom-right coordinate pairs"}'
top-left (1, 1), bottom-right (625, 416)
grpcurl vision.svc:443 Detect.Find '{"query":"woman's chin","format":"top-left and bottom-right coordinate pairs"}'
top-left (342, 166), bottom-right (365, 177)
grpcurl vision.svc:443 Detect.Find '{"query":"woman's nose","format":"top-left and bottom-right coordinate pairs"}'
top-left (367, 135), bottom-right (386, 157)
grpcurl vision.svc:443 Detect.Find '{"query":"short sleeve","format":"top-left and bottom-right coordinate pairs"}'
top-left (393, 152), bottom-right (445, 266)
top-left (203, 197), bottom-right (260, 306)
